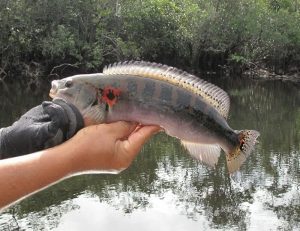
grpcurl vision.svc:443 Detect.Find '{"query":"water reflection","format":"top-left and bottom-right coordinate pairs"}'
top-left (0, 77), bottom-right (299, 230)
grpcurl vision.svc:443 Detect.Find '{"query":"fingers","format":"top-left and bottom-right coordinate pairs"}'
top-left (130, 125), bottom-right (160, 144)
top-left (108, 121), bottom-right (138, 140)
top-left (124, 125), bottom-right (160, 155)
top-left (113, 125), bottom-right (160, 170)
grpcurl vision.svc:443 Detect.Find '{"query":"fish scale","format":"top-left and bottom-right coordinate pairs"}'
top-left (49, 61), bottom-right (259, 173)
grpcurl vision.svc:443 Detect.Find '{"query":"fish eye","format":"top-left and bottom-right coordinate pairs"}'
top-left (65, 80), bottom-right (73, 88)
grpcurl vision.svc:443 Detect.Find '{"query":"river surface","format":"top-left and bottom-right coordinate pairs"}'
top-left (0, 75), bottom-right (299, 230)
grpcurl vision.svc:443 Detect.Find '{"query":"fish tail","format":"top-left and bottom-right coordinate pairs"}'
top-left (226, 130), bottom-right (260, 173)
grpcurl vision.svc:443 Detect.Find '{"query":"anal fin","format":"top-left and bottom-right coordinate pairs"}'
top-left (181, 141), bottom-right (221, 168)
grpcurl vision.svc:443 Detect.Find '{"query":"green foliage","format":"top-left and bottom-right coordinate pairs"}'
top-left (229, 54), bottom-right (249, 65)
top-left (0, 0), bottom-right (299, 79)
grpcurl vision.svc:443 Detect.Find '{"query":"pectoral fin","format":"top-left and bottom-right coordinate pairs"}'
top-left (181, 141), bottom-right (221, 168)
top-left (82, 104), bottom-right (106, 123)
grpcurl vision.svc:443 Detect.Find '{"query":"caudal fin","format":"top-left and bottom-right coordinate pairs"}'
top-left (226, 130), bottom-right (260, 173)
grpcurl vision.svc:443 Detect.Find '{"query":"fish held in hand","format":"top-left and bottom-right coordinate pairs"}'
top-left (49, 61), bottom-right (259, 173)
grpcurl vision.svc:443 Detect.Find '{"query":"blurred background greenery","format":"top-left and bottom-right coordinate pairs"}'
top-left (0, 0), bottom-right (299, 83)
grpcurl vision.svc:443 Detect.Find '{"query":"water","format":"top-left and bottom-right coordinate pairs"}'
top-left (0, 76), bottom-right (299, 230)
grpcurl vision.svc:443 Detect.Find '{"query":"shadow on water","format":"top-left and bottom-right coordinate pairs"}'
top-left (0, 76), bottom-right (300, 230)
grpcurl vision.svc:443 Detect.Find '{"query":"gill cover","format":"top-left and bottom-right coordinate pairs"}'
top-left (50, 78), bottom-right (107, 123)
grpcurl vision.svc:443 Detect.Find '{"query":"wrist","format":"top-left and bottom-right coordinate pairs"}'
top-left (54, 138), bottom-right (88, 175)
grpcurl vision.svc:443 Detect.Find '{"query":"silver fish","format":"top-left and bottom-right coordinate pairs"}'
top-left (49, 61), bottom-right (259, 173)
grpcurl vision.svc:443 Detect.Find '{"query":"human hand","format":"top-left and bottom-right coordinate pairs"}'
top-left (61, 121), bottom-right (160, 174)
top-left (0, 99), bottom-right (83, 159)
top-left (0, 121), bottom-right (159, 208)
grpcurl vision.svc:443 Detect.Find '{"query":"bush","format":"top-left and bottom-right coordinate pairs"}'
top-left (0, 0), bottom-right (299, 80)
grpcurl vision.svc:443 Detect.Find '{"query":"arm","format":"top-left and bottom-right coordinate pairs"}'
top-left (0, 121), bottom-right (159, 209)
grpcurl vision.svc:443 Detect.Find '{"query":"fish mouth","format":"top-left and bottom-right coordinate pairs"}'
top-left (49, 90), bottom-right (56, 99)
top-left (49, 90), bottom-right (74, 103)
top-left (49, 88), bottom-right (62, 99)
top-left (49, 80), bottom-right (59, 99)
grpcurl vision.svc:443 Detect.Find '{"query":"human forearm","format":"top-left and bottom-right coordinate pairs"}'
top-left (0, 146), bottom-right (73, 209)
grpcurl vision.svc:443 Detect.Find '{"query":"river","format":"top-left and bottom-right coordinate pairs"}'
top-left (0, 75), bottom-right (299, 230)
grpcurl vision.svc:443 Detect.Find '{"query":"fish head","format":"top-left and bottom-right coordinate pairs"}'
top-left (49, 76), bottom-right (107, 125)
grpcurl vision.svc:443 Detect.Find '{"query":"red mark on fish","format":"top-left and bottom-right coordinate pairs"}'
top-left (101, 86), bottom-right (121, 107)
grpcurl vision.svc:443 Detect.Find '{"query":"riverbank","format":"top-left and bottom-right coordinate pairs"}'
top-left (1, 64), bottom-right (299, 96)
top-left (241, 67), bottom-right (300, 86)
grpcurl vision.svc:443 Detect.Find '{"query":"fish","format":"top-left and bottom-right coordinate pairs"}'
top-left (49, 61), bottom-right (259, 173)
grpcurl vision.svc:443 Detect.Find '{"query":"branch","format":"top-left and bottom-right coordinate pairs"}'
top-left (0, 67), bottom-right (7, 81)
top-left (50, 63), bottom-right (79, 76)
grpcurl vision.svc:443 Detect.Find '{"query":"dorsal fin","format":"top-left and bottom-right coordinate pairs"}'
top-left (103, 61), bottom-right (230, 119)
